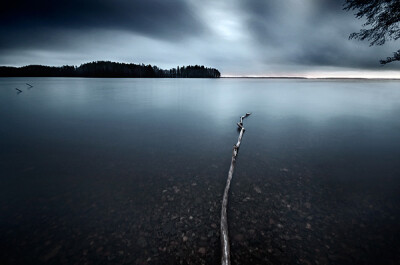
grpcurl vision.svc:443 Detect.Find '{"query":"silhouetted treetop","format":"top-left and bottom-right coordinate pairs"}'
top-left (0, 61), bottom-right (221, 78)
top-left (344, 0), bottom-right (400, 64)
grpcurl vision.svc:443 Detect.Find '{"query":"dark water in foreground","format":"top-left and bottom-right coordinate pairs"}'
top-left (1, 78), bottom-right (400, 265)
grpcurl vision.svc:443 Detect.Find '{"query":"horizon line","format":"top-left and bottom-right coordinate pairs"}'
top-left (221, 76), bottom-right (400, 80)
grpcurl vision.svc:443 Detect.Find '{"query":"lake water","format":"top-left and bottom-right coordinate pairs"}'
top-left (1, 78), bottom-right (399, 264)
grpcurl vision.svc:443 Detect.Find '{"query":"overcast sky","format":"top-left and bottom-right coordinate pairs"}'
top-left (1, 0), bottom-right (399, 77)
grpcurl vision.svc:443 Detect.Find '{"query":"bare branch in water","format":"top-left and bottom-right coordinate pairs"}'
top-left (221, 112), bottom-right (251, 265)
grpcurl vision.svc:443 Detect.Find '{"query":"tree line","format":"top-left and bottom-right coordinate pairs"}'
top-left (0, 61), bottom-right (221, 78)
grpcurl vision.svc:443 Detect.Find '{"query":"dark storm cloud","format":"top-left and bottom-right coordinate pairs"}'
top-left (0, 0), bottom-right (202, 49)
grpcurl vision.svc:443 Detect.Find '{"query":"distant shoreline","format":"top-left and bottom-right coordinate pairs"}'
top-left (221, 76), bottom-right (400, 80)
top-left (0, 76), bottom-right (398, 80)
top-left (1, 76), bottom-right (399, 80)
top-left (0, 61), bottom-right (221, 78)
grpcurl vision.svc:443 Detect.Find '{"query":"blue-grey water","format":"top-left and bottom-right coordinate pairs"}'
top-left (1, 78), bottom-right (400, 265)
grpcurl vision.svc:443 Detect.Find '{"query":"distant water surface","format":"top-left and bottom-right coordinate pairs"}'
top-left (0, 78), bottom-right (399, 264)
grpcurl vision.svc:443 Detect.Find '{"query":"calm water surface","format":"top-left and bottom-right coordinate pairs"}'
top-left (1, 78), bottom-right (400, 264)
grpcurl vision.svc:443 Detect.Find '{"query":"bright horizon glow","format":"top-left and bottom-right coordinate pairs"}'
top-left (223, 70), bottom-right (400, 79)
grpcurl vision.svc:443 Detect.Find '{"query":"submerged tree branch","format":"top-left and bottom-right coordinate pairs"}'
top-left (221, 112), bottom-right (251, 265)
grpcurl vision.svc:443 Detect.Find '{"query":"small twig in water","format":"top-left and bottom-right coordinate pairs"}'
top-left (220, 112), bottom-right (251, 265)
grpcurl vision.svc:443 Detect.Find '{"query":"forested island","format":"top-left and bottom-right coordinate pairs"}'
top-left (0, 61), bottom-right (221, 78)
